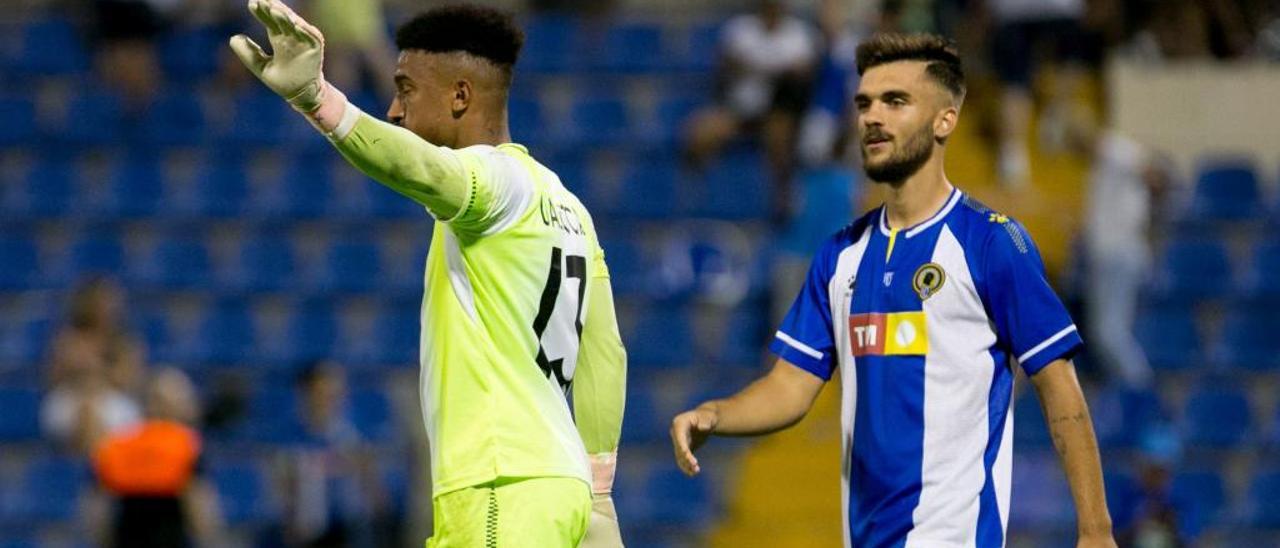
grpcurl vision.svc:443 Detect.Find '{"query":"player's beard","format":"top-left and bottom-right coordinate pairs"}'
top-left (861, 122), bottom-right (935, 185)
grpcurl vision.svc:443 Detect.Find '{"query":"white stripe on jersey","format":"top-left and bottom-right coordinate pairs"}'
top-left (776, 331), bottom-right (825, 360)
top-left (1017, 325), bottom-right (1079, 364)
top-left (905, 225), bottom-right (998, 547)
top-left (828, 224), bottom-right (874, 548)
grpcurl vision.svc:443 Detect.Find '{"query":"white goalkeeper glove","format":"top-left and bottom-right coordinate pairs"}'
top-left (228, 0), bottom-right (328, 113)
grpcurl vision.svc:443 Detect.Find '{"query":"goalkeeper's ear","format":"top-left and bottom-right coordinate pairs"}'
top-left (229, 35), bottom-right (270, 76)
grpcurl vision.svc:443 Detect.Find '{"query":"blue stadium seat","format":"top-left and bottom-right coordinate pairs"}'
top-left (22, 457), bottom-right (89, 523)
top-left (157, 26), bottom-right (222, 81)
top-left (365, 180), bottom-right (422, 219)
top-left (0, 387), bottom-right (41, 441)
top-left (0, 316), bottom-right (53, 367)
top-left (520, 14), bottom-right (577, 73)
top-left (625, 305), bottom-right (694, 368)
top-left (65, 233), bottom-right (125, 279)
top-left (694, 149), bottom-right (769, 219)
top-left (1181, 385), bottom-right (1252, 449)
top-left (643, 467), bottom-right (712, 528)
top-left (285, 301), bottom-right (338, 363)
top-left (1215, 306), bottom-right (1280, 371)
top-left (210, 461), bottom-right (267, 525)
top-left (233, 234), bottom-right (296, 292)
top-left (105, 157), bottom-right (165, 218)
top-left (15, 18), bottom-right (89, 75)
top-left (678, 22), bottom-right (722, 72)
top-left (196, 299), bottom-right (255, 366)
top-left (619, 156), bottom-right (679, 219)
top-left (259, 153), bottom-right (333, 218)
top-left (1170, 469), bottom-right (1227, 533)
top-left (1013, 389), bottom-right (1051, 450)
top-left (1246, 469), bottom-right (1280, 528)
top-left (570, 95), bottom-right (631, 145)
top-left (373, 301), bottom-right (418, 365)
top-left (1088, 386), bottom-right (1167, 449)
top-left (1102, 468), bottom-right (1139, 531)
top-left (15, 159), bottom-right (73, 218)
top-left (1008, 451), bottom-right (1075, 531)
top-left (1134, 305), bottom-right (1201, 371)
top-left (58, 91), bottom-right (126, 147)
top-left (0, 95), bottom-right (36, 146)
top-left (222, 90), bottom-right (295, 147)
top-left (620, 383), bottom-right (666, 444)
top-left (322, 237), bottom-right (382, 293)
top-left (508, 97), bottom-right (545, 145)
top-left (1156, 238), bottom-right (1233, 301)
top-left (719, 304), bottom-right (769, 365)
top-left (654, 95), bottom-right (704, 146)
top-left (190, 155), bottom-right (249, 218)
top-left (350, 388), bottom-right (393, 441)
top-left (139, 90), bottom-right (206, 147)
top-left (1191, 160), bottom-right (1262, 222)
top-left (543, 152), bottom-right (588, 196)
top-left (599, 238), bottom-right (644, 295)
top-left (1245, 239), bottom-right (1280, 299)
top-left (0, 235), bottom-right (39, 290)
top-left (144, 237), bottom-right (212, 289)
top-left (591, 23), bottom-right (664, 73)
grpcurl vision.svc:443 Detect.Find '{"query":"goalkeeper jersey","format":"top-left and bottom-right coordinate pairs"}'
top-left (329, 111), bottom-right (620, 497)
top-left (770, 189), bottom-right (1083, 548)
top-left (418, 142), bottom-right (599, 496)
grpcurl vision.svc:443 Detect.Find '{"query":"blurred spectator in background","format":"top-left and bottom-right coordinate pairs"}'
top-left (1079, 125), bottom-right (1170, 390)
top-left (776, 0), bottom-right (861, 323)
top-left (49, 278), bottom-right (146, 394)
top-left (274, 361), bottom-right (383, 547)
top-left (1119, 427), bottom-right (1189, 548)
top-left (43, 278), bottom-right (146, 453)
top-left (303, 0), bottom-right (397, 102)
top-left (92, 368), bottom-right (224, 548)
top-left (684, 0), bottom-right (818, 225)
top-left (89, 0), bottom-right (180, 107)
top-left (979, 0), bottom-right (1104, 188)
top-left (1122, 0), bottom-right (1253, 61)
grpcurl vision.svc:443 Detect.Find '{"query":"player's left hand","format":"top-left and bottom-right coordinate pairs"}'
top-left (229, 0), bottom-right (328, 112)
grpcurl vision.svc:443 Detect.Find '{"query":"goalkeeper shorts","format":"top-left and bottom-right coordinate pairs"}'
top-left (427, 476), bottom-right (591, 548)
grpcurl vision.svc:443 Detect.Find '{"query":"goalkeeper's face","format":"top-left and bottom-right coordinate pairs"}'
top-left (388, 50), bottom-right (506, 148)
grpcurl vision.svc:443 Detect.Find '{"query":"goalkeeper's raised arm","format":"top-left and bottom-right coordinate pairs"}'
top-left (229, 0), bottom-right (515, 225)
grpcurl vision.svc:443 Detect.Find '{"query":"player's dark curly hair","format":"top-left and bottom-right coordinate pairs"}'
top-left (395, 4), bottom-right (525, 69)
top-left (856, 33), bottom-right (965, 104)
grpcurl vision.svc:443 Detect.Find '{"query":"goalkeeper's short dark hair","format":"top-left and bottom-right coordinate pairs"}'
top-left (395, 4), bottom-right (525, 70)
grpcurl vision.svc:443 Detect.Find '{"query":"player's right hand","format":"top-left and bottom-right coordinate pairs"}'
top-left (670, 406), bottom-right (719, 476)
top-left (229, 0), bottom-right (327, 112)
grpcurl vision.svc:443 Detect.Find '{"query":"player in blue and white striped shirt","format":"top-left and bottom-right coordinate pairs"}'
top-left (671, 34), bottom-right (1115, 548)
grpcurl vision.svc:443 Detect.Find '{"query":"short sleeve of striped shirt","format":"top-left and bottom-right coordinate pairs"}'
top-left (981, 220), bottom-right (1082, 375)
top-left (769, 237), bottom-right (839, 381)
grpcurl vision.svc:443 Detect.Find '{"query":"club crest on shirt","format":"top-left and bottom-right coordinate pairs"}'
top-left (913, 263), bottom-right (946, 301)
top-left (883, 272), bottom-right (894, 287)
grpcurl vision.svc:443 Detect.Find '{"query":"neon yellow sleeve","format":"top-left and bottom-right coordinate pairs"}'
top-left (574, 255), bottom-right (627, 455)
top-left (328, 110), bottom-right (474, 221)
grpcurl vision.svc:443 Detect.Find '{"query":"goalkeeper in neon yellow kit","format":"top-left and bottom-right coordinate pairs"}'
top-left (229, 2), bottom-right (626, 546)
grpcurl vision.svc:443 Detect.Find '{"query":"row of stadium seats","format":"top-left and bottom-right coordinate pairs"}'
top-left (1015, 383), bottom-right (1280, 452)
top-left (0, 16), bottom-right (724, 81)
top-left (1010, 450), bottom-right (1280, 535)
top-left (0, 294), bottom-right (770, 371)
top-left (5, 224), bottom-right (1277, 300)
top-left (0, 147), bottom-right (767, 222)
top-left (0, 445), bottom-right (718, 543)
top-left (0, 84), bottom-right (710, 149)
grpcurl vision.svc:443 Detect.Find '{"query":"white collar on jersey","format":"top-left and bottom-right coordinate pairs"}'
top-left (878, 187), bottom-right (962, 238)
